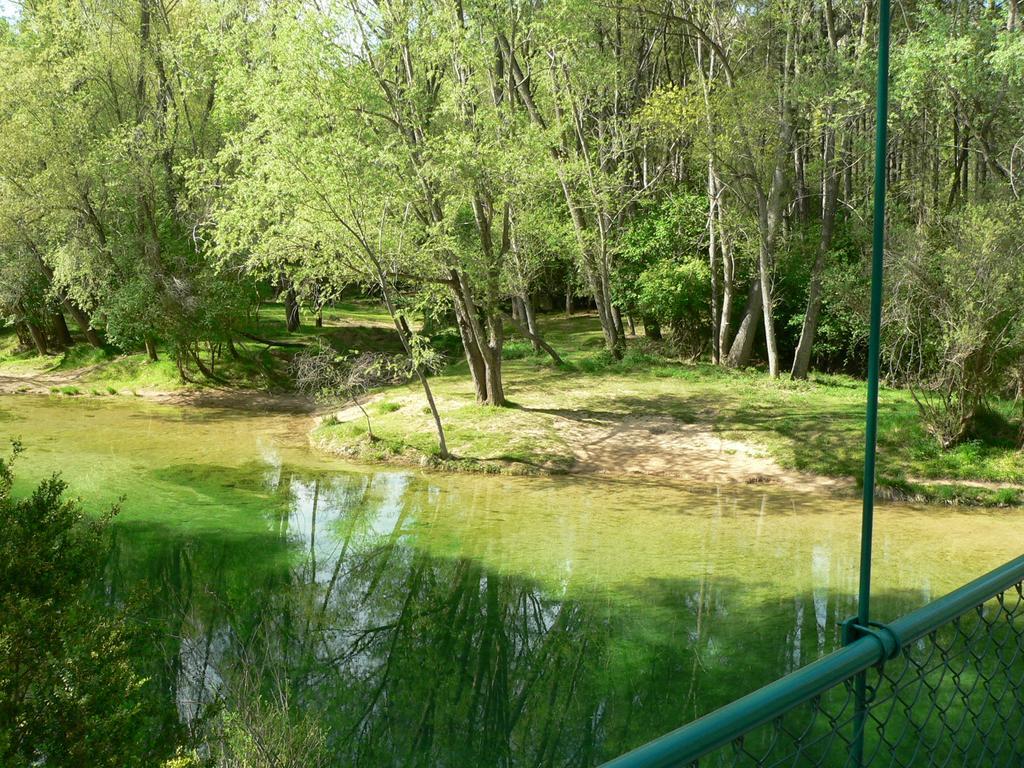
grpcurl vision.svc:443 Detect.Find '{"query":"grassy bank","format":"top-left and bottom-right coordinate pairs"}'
top-left (314, 314), bottom-right (1024, 505)
top-left (0, 300), bottom-right (401, 397)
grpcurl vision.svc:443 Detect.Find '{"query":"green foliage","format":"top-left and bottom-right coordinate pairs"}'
top-left (0, 445), bottom-right (169, 766)
top-left (213, 697), bottom-right (328, 768)
top-left (0, 0), bottom-right (1023, 466)
top-left (614, 195), bottom-right (707, 309)
top-left (635, 259), bottom-right (712, 354)
top-left (428, 328), bottom-right (465, 360)
top-left (614, 194), bottom-right (710, 351)
top-left (803, 218), bottom-right (870, 372)
top-left (502, 340), bottom-right (540, 360)
top-left (884, 203), bottom-right (1024, 447)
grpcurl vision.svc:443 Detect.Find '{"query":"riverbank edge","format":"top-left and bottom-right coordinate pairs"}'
top-left (3, 369), bottom-right (1022, 508)
top-left (307, 410), bottom-right (1024, 508)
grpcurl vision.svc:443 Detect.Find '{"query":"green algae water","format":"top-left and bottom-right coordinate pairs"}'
top-left (2, 395), bottom-right (1022, 766)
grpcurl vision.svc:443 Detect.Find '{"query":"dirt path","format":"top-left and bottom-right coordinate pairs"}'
top-left (906, 475), bottom-right (1024, 492)
top-left (554, 412), bottom-right (846, 492)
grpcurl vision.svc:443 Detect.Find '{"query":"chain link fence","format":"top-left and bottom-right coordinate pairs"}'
top-left (602, 557), bottom-right (1024, 768)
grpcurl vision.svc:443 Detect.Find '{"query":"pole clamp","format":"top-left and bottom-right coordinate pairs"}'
top-left (841, 617), bottom-right (903, 661)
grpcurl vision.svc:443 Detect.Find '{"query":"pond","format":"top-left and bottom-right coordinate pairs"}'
top-left (2, 395), bottom-right (1022, 765)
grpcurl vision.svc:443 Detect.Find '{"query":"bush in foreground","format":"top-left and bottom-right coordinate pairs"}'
top-left (0, 444), bottom-right (164, 767)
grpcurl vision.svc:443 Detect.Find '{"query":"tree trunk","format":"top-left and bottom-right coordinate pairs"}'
top-left (145, 337), bottom-right (159, 362)
top-left (726, 279), bottom-right (763, 368)
top-left (794, 145), bottom-right (808, 221)
top-left (278, 278), bottom-right (299, 335)
top-left (62, 300), bottom-right (102, 348)
top-left (508, 310), bottom-right (563, 365)
top-left (756, 200), bottom-right (781, 378)
top-left (520, 294), bottom-right (542, 353)
top-left (25, 320), bottom-right (49, 356)
top-left (30, 251), bottom-right (101, 348)
top-left (451, 269), bottom-right (505, 406)
top-left (485, 343), bottom-right (505, 404)
top-left (189, 344), bottom-right (221, 381)
top-left (483, 306), bottom-right (506, 406)
top-left (708, 160), bottom-right (722, 364)
top-left (51, 311), bottom-right (74, 349)
top-left (415, 366), bottom-right (448, 459)
top-left (15, 323), bottom-right (33, 350)
top-left (285, 295), bottom-right (300, 332)
top-left (384, 285), bottom-right (448, 460)
top-left (792, 124), bottom-right (839, 380)
top-left (353, 394), bottom-right (374, 440)
top-left (451, 285), bottom-right (488, 403)
top-left (466, 195), bottom-right (509, 407)
top-left (718, 210), bottom-right (735, 358)
top-left (755, 104), bottom-right (794, 379)
top-left (577, 246), bottom-right (622, 357)
top-left (643, 317), bottom-right (663, 341)
top-left (611, 305), bottom-right (625, 342)
top-left (843, 132), bottom-right (854, 203)
top-left (564, 284), bottom-right (573, 317)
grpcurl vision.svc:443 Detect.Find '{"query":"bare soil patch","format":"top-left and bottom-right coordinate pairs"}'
top-left (554, 412), bottom-right (846, 492)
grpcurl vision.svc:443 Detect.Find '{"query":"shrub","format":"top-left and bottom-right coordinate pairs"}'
top-left (502, 341), bottom-right (535, 360)
top-left (884, 203), bottom-right (1024, 448)
top-left (0, 445), bottom-right (166, 766)
top-left (635, 259), bottom-right (711, 357)
top-left (612, 193), bottom-right (709, 343)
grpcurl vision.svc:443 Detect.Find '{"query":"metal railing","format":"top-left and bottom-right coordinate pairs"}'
top-left (601, 554), bottom-right (1024, 768)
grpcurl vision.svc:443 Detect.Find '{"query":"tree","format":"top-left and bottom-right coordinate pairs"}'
top-left (0, 0), bottom-right (253, 371)
top-left (198, 5), bottom-right (452, 452)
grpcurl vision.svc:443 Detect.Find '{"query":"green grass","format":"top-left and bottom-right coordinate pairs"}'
top-left (247, 300), bottom-right (405, 355)
top-left (315, 394), bottom-right (574, 475)
top-left (502, 340), bottom-right (541, 360)
top-left (0, 330), bottom-right (186, 393)
top-left (0, 332), bottom-right (48, 373)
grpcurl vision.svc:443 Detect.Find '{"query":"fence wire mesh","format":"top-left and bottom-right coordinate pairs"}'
top-left (690, 582), bottom-right (1024, 768)
top-left (602, 563), bottom-right (1024, 768)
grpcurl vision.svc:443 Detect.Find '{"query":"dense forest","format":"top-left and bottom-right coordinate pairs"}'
top-left (2, 0), bottom-right (1023, 452)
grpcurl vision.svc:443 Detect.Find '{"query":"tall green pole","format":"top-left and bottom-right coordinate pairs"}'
top-left (853, 0), bottom-right (892, 762)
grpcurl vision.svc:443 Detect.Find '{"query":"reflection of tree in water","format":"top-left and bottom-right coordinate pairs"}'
top-left (100, 467), bottom-right (870, 766)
